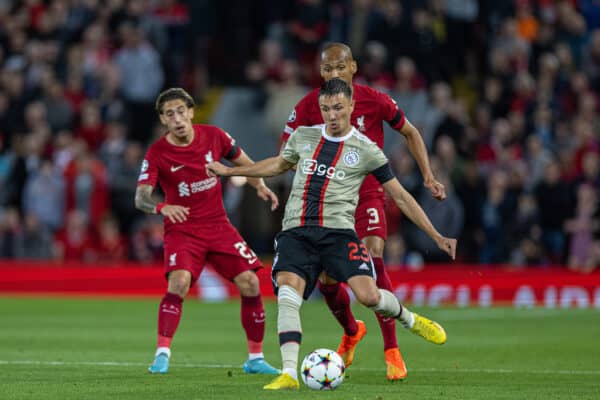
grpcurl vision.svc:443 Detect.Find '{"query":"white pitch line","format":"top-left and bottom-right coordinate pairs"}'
top-left (1, 360), bottom-right (599, 376)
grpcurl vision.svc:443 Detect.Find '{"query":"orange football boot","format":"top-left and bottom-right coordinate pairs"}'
top-left (336, 320), bottom-right (367, 367)
top-left (384, 347), bottom-right (408, 380)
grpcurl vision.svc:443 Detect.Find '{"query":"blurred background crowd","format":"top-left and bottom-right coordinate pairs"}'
top-left (0, 0), bottom-right (599, 272)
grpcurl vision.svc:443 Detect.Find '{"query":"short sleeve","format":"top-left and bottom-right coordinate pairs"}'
top-left (281, 130), bottom-right (300, 164)
top-left (218, 128), bottom-right (241, 160)
top-left (137, 149), bottom-right (159, 187)
top-left (378, 91), bottom-right (405, 130)
top-left (365, 142), bottom-right (392, 182)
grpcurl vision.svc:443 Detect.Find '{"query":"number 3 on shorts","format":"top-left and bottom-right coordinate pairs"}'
top-left (367, 207), bottom-right (379, 224)
top-left (234, 241), bottom-right (257, 261)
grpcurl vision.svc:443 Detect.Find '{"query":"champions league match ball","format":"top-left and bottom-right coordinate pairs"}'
top-left (300, 348), bottom-right (345, 390)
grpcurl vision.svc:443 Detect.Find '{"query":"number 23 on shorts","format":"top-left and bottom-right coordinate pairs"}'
top-left (348, 242), bottom-right (370, 262)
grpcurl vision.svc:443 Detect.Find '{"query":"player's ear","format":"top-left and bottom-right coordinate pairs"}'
top-left (188, 106), bottom-right (195, 120)
top-left (350, 60), bottom-right (357, 75)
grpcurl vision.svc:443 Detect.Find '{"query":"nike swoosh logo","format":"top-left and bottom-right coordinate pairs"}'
top-left (170, 165), bottom-right (184, 172)
top-left (366, 226), bottom-right (380, 231)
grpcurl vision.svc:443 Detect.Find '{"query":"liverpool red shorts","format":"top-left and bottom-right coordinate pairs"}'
top-left (163, 223), bottom-right (262, 282)
top-left (354, 196), bottom-right (387, 240)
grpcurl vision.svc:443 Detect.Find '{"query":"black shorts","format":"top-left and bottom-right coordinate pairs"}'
top-left (271, 226), bottom-right (376, 300)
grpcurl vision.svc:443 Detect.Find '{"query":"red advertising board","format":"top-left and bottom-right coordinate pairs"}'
top-left (0, 261), bottom-right (598, 308)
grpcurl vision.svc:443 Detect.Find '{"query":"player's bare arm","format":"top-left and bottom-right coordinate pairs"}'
top-left (207, 155), bottom-right (295, 178)
top-left (382, 178), bottom-right (456, 259)
top-left (135, 184), bottom-right (190, 223)
top-left (397, 119), bottom-right (446, 201)
top-left (231, 150), bottom-right (280, 211)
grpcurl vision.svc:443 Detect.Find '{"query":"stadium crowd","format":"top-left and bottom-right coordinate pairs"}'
top-left (0, 0), bottom-right (599, 272)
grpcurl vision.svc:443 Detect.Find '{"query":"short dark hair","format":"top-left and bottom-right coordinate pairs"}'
top-left (320, 42), bottom-right (354, 60)
top-left (318, 78), bottom-right (352, 100)
top-left (155, 88), bottom-right (195, 114)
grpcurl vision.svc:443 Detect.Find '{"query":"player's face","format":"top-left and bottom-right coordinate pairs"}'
top-left (320, 48), bottom-right (357, 84)
top-left (159, 99), bottom-right (194, 138)
top-left (319, 93), bottom-right (354, 136)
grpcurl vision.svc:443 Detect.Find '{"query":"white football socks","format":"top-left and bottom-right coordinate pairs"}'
top-left (278, 285), bottom-right (303, 380)
top-left (155, 347), bottom-right (171, 358)
top-left (370, 289), bottom-right (415, 328)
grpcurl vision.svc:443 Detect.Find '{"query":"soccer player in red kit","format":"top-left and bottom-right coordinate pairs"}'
top-left (281, 43), bottom-right (447, 380)
top-left (136, 88), bottom-right (280, 375)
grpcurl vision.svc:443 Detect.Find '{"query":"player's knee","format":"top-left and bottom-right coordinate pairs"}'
top-left (168, 277), bottom-right (191, 297)
top-left (234, 271), bottom-right (259, 296)
top-left (363, 237), bottom-right (385, 258)
top-left (367, 243), bottom-right (384, 258)
top-left (355, 287), bottom-right (381, 308)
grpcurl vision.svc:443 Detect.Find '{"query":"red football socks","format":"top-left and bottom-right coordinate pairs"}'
top-left (157, 292), bottom-right (183, 348)
top-left (241, 295), bottom-right (265, 354)
top-left (372, 257), bottom-right (398, 350)
top-left (319, 281), bottom-right (359, 336)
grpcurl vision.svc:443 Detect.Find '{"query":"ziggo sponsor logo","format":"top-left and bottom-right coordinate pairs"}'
top-left (301, 159), bottom-right (346, 180)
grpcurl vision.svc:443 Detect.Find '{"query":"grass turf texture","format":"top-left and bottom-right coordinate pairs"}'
top-left (0, 297), bottom-right (599, 400)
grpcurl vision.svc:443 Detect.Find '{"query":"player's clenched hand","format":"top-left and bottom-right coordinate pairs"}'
top-left (424, 178), bottom-right (446, 201)
top-left (256, 184), bottom-right (279, 211)
top-left (160, 204), bottom-right (190, 223)
top-left (206, 161), bottom-right (230, 177)
top-left (435, 236), bottom-right (457, 260)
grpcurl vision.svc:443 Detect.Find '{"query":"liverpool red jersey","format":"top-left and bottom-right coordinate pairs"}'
top-left (282, 83), bottom-right (405, 198)
top-left (138, 124), bottom-right (241, 233)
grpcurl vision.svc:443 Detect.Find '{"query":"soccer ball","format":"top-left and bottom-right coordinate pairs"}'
top-left (300, 348), bottom-right (345, 390)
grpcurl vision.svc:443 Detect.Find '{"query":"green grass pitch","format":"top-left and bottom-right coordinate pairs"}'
top-left (0, 296), bottom-right (599, 399)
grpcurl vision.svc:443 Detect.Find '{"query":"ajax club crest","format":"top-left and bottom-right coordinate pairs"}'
top-left (343, 150), bottom-right (360, 167)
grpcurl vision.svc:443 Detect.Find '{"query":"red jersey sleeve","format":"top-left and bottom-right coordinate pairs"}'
top-left (137, 147), bottom-right (159, 187)
top-left (377, 90), bottom-right (406, 130)
top-left (217, 128), bottom-right (242, 160)
top-left (281, 89), bottom-right (320, 143)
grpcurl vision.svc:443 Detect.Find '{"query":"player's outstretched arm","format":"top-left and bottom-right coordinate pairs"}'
top-left (230, 150), bottom-right (279, 211)
top-left (382, 178), bottom-right (456, 259)
top-left (135, 184), bottom-right (190, 223)
top-left (207, 155), bottom-right (294, 179)
top-left (397, 119), bottom-right (446, 201)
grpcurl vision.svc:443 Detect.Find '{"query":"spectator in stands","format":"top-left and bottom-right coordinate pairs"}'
top-left (480, 169), bottom-right (513, 264)
top-left (288, 0), bottom-right (330, 85)
top-left (22, 158), bottom-right (65, 231)
top-left (53, 209), bottom-right (95, 262)
top-left (565, 183), bottom-right (599, 273)
top-left (98, 120), bottom-right (128, 181)
top-left (508, 193), bottom-right (543, 266)
top-left (130, 215), bottom-right (164, 263)
top-left (264, 60), bottom-right (307, 139)
top-left (63, 147), bottom-right (109, 226)
top-left (41, 76), bottom-right (74, 132)
top-left (14, 213), bottom-right (54, 260)
top-left (0, 207), bottom-right (21, 258)
top-left (109, 141), bottom-right (143, 234)
top-left (356, 41), bottom-right (394, 90)
top-left (534, 159), bottom-right (574, 263)
top-left (92, 213), bottom-right (128, 263)
top-left (524, 134), bottom-right (553, 191)
top-left (74, 100), bottom-right (105, 151)
top-left (114, 20), bottom-right (164, 142)
top-left (404, 159), bottom-right (464, 262)
top-left (390, 56), bottom-right (427, 133)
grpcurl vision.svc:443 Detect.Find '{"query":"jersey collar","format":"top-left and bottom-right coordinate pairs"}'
top-left (321, 124), bottom-right (356, 142)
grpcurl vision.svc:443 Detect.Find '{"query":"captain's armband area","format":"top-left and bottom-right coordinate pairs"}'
top-left (371, 163), bottom-right (394, 184)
